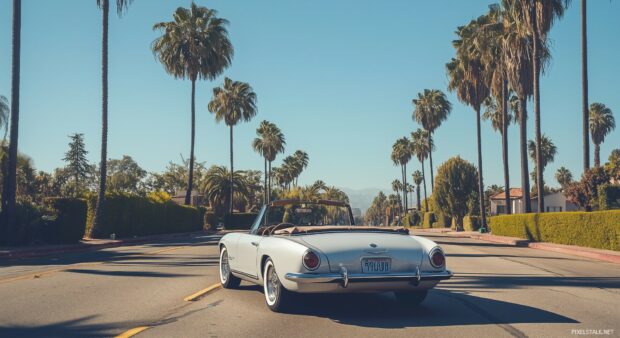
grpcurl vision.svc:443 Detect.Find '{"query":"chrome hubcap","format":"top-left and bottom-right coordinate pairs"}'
top-left (266, 265), bottom-right (279, 303)
top-left (220, 250), bottom-right (230, 283)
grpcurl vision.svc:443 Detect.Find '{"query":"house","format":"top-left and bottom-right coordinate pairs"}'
top-left (490, 188), bottom-right (578, 215)
top-left (171, 190), bottom-right (204, 207)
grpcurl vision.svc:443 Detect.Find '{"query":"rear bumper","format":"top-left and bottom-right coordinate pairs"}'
top-left (284, 268), bottom-right (452, 289)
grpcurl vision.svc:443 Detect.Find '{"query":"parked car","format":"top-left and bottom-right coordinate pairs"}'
top-left (218, 199), bottom-right (452, 312)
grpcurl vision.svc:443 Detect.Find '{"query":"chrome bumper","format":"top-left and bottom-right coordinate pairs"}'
top-left (284, 268), bottom-right (453, 288)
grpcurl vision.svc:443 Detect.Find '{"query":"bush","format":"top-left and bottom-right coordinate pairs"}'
top-left (489, 210), bottom-right (620, 251)
top-left (204, 211), bottom-right (219, 231)
top-left (463, 215), bottom-right (481, 232)
top-left (43, 198), bottom-right (87, 244)
top-left (87, 194), bottom-right (205, 238)
top-left (422, 212), bottom-right (435, 229)
top-left (598, 184), bottom-right (620, 210)
top-left (408, 211), bottom-right (422, 227)
top-left (434, 213), bottom-right (451, 228)
top-left (223, 213), bottom-right (258, 230)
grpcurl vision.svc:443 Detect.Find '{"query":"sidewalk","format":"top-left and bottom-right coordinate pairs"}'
top-left (412, 228), bottom-right (620, 264)
top-left (0, 230), bottom-right (216, 260)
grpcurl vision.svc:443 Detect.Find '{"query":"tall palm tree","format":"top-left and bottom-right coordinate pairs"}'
top-left (391, 137), bottom-right (412, 213)
top-left (581, 0), bottom-right (589, 172)
top-left (523, 0), bottom-right (568, 213)
top-left (412, 170), bottom-right (423, 211)
top-left (203, 165), bottom-right (248, 216)
top-left (411, 129), bottom-right (432, 212)
top-left (2, 0), bottom-right (22, 243)
top-left (152, 3), bottom-right (233, 207)
top-left (208, 77), bottom-right (257, 213)
top-left (90, 0), bottom-right (134, 237)
top-left (589, 103), bottom-right (615, 167)
top-left (527, 134), bottom-right (557, 196)
top-left (252, 121), bottom-right (285, 204)
top-left (447, 15), bottom-right (491, 227)
top-left (412, 89), bottom-right (452, 190)
top-left (391, 179), bottom-right (402, 216)
top-left (555, 166), bottom-right (573, 188)
top-left (292, 150), bottom-right (309, 186)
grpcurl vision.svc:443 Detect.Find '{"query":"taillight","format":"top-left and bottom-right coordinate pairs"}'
top-left (303, 250), bottom-right (320, 270)
top-left (430, 248), bottom-right (445, 268)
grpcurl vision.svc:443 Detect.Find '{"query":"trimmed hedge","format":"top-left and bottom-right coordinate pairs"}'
top-left (43, 198), bottom-right (87, 244)
top-left (463, 215), bottom-right (481, 232)
top-left (423, 212), bottom-right (435, 229)
top-left (87, 194), bottom-right (205, 238)
top-left (598, 184), bottom-right (620, 210)
top-left (223, 213), bottom-right (259, 230)
top-left (434, 213), bottom-right (451, 228)
top-left (489, 210), bottom-right (620, 251)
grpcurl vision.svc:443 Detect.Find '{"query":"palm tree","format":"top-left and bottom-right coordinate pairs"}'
top-left (412, 89), bottom-right (452, 190)
top-left (0, 96), bottom-right (9, 141)
top-left (203, 166), bottom-right (248, 216)
top-left (523, 0), bottom-right (568, 213)
top-left (589, 103), bottom-right (615, 167)
top-left (208, 77), bottom-right (257, 214)
top-left (447, 15), bottom-right (491, 227)
top-left (581, 0), bottom-right (589, 172)
top-left (528, 134), bottom-right (557, 196)
top-left (412, 170), bottom-right (423, 211)
top-left (391, 137), bottom-right (412, 213)
top-left (152, 3), bottom-right (233, 207)
top-left (411, 129), bottom-right (432, 212)
top-left (90, 0), bottom-right (134, 237)
top-left (252, 121), bottom-right (285, 203)
top-left (1, 0), bottom-right (21, 241)
top-left (555, 166), bottom-right (573, 188)
top-left (391, 179), bottom-right (403, 216)
top-left (292, 150), bottom-right (309, 186)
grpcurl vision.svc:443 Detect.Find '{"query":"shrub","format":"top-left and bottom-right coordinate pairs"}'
top-left (489, 210), bottom-right (620, 251)
top-left (433, 157), bottom-right (479, 229)
top-left (204, 211), bottom-right (219, 231)
top-left (422, 212), bottom-right (435, 229)
top-left (408, 211), bottom-right (422, 227)
top-left (223, 213), bottom-right (258, 230)
top-left (434, 213), bottom-right (451, 228)
top-left (463, 215), bottom-right (481, 232)
top-left (598, 184), bottom-right (620, 211)
top-left (43, 198), bottom-right (87, 244)
top-left (87, 194), bottom-right (205, 238)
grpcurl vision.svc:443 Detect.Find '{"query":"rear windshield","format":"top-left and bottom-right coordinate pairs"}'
top-left (265, 203), bottom-right (352, 226)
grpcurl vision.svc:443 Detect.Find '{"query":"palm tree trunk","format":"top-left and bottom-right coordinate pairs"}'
top-left (263, 158), bottom-right (267, 204)
top-left (91, 0), bottom-right (108, 238)
top-left (475, 106), bottom-right (486, 228)
top-left (268, 160), bottom-right (272, 202)
top-left (185, 79), bottom-right (196, 206)
top-left (581, 0), bottom-right (590, 172)
top-left (1, 0), bottom-right (21, 243)
top-left (532, 5), bottom-right (545, 214)
top-left (428, 132), bottom-right (434, 191)
top-left (416, 185), bottom-right (421, 211)
top-left (594, 143), bottom-right (600, 167)
top-left (403, 163), bottom-right (408, 212)
top-left (519, 96), bottom-right (531, 213)
top-left (229, 125), bottom-right (234, 214)
top-left (502, 79), bottom-right (511, 214)
top-left (421, 160), bottom-right (428, 212)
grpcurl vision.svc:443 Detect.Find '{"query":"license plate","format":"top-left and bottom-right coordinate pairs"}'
top-left (361, 258), bottom-right (391, 273)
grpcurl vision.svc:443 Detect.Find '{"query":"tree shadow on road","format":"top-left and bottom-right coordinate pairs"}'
top-left (0, 315), bottom-right (134, 338)
top-left (444, 275), bottom-right (620, 289)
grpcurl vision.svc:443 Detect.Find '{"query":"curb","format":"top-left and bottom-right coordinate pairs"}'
top-left (0, 230), bottom-right (218, 260)
top-left (414, 228), bottom-right (619, 264)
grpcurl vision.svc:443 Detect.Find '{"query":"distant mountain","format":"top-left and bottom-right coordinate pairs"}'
top-left (339, 187), bottom-right (385, 214)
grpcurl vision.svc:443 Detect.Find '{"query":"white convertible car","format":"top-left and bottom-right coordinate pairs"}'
top-left (218, 199), bottom-right (452, 312)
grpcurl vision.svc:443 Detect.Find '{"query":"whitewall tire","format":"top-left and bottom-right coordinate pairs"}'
top-left (219, 246), bottom-right (240, 289)
top-left (263, 258), bottom-right (292, 312)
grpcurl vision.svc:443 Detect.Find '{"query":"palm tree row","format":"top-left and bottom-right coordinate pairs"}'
top-left (252, 121), bottom-right (286, 203)
top-left (272, 150), bottom-right (310, 192)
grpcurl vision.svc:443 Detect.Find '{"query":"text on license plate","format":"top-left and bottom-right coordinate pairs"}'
top-left (362, 258), bottom-right (391, 273)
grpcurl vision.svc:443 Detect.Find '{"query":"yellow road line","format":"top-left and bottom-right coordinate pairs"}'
top-left (184, 282), bottom-right (222, 302)
top-left (0, 245), bottom-right (191, 284)
top-left (115, 326), bottom-right (149, 338)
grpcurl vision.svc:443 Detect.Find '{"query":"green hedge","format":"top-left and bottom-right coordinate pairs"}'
top-left (223, 213), bottom-right (259, 230)
top-left (43, 198), bottom-right (87, 244)
top-left (87, 194), bottom-right (205, 238)
top-left (489, 210), bottom-right (620, 251)
top-left (434, 213), bottom-right (451, 228)
top-left (463, 215), bottom-right (481, 232)
top-left (422, 212), bottom-right (435, 229)
top-left (598, 184), bottom-right (620, 210)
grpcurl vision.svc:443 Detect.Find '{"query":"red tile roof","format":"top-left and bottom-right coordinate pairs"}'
top-left (490, 188), bottom-right (523, 200)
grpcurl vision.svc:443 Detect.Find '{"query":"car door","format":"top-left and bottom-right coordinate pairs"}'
top-left (234, 206), bottom-right (266, 279)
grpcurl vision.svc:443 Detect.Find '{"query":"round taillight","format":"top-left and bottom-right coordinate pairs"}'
top-left (303, 251), bottom-right (320, 270)
top-left (430, 249), bottom-right (445, 268)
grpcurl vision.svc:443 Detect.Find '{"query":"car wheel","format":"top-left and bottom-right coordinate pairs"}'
top-left (219, 246), bottom-right (240, 289)
top-left (394, 290), bottom-right (428, 306)
top-left (263, 258), bottom-right (292, 312)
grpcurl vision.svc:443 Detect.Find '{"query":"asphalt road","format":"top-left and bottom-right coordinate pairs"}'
top-left (1, 232), bottom-right (619, 338)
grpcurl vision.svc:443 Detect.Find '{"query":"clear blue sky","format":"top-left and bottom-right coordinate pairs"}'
top-left (0, 0), bottom-right (618, 193)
